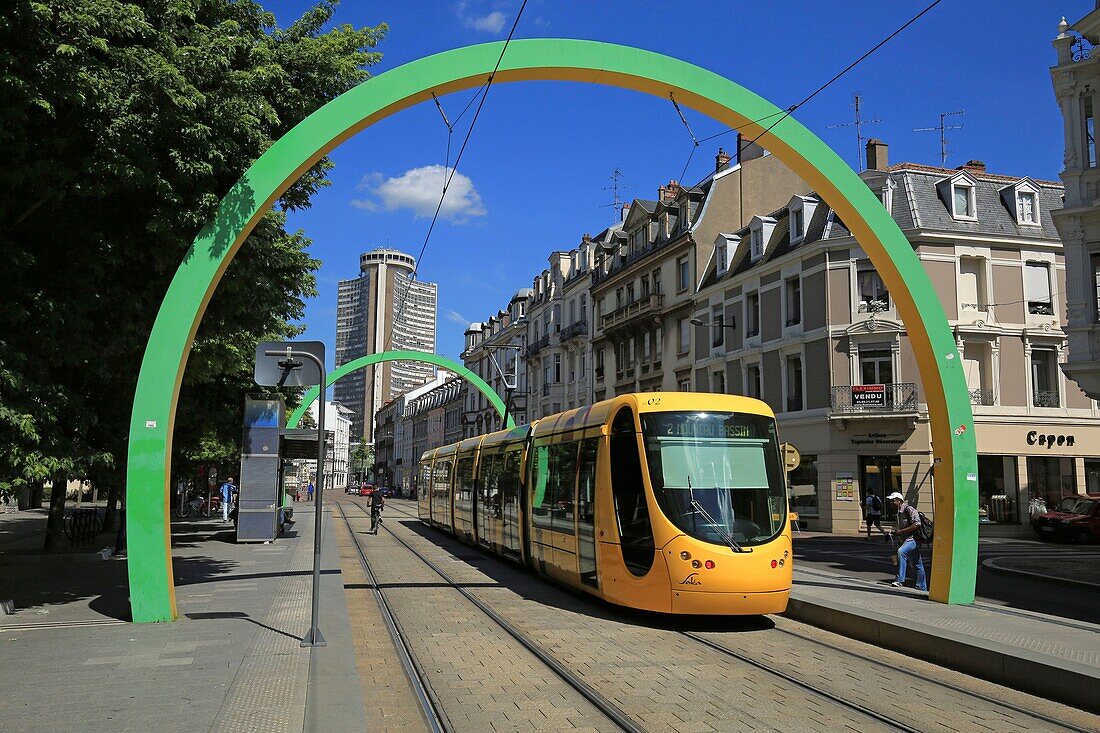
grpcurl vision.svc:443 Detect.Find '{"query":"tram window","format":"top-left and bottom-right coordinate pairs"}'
top-left (501, 448), bottom-right (520, 522)
top-left (532, 444), bottom-right (552, 529)
top-left (577, 437), bottom-right (600, 588)
top-left (610, 407), bottom-right (655, 576)
top-left (549, 442), bottom-right (578, 532)
top-left (455, 457), bottom-right (475, 505)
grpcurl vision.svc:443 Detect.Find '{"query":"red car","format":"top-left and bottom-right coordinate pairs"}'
top-left (1032, 494), bottom-right (1100, 543)
top-left (358, 484), bottom-right (374, 497)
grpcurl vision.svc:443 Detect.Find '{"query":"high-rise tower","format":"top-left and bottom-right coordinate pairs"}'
top-left (335, 248), bottom-right (438, 441)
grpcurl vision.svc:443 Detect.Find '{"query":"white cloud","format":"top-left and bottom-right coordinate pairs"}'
top-left (469, 11), bottom-right (505, 33)
top-left (445, 309), bottom-right (470, 325)
top-left (455, 3), bottom-right (506, 34)
top-left (351, 165), bottom-right (487, 222)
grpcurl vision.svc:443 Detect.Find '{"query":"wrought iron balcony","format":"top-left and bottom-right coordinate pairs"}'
top-left (601, 293), bottom-right (664, 333)
top-left (525, 334), bottom-right (550, 356)
top-left (1033, 390), bottom-right (1060, 408)
top-left (560, 320), bottom-right (588, 341)
top-left (830, 383), bottom-right (918, 413)
top-left (969, 389), bottom-right (995, 406)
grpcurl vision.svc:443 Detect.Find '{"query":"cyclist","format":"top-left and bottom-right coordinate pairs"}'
top-left (369, 487), bottom-right (385, 534)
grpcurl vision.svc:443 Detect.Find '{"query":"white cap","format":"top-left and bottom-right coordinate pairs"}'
top-left (887, 492), bottom-right (904, 502)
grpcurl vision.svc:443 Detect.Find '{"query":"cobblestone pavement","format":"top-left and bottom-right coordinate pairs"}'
top-left (333, 511), bottom-right (428, 733)
top-left (354, 499), bottom-right (1098, 733)
top-left (336, 498), bottom-right (618, 733)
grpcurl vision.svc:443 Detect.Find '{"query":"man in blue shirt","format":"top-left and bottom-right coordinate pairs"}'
top-left (219, 477), bottom-right (235, 522)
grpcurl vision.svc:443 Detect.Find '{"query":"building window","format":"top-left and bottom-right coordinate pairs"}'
top-left (626, 283), bottom-right (635, 304)
top-left (958, 256), bottom-right (988, 313)
top-left (789, 454), bottom-right (818, 517)
top-left (1016, 190), bottom-right (1038, 225)
top-left (580, 294), bottom-right (586, 321)
top-left (750, 228), bottom-right (764, 260)
top-left (786, 355), bottom-right (803, 412)
top-left (569, 352), bottom-right (576, 382)
top-left (745, 363), bottom-right (761, 399)
top-left (640, 275), bottom-right (650, 298)
top-left (543, 363), bottom-right (550, 388)
top-left (1094, 254), bottom-right (1100, 322)
top-left (785, 277), bottom-right (801, 326)
top-left (678, 317), bottom-right (690, 354)
top-left (1031, 348), bottom-right (1059, 407)
top-left (652, 268), bottom-right (662, 294)
top-left (857, 265), bottom-right (890, 311)
top-left (1025, 262), bottom-right (1053, 315)
top-left (977, 455), bottom-right (1019, 524)
top-left (1085, 96), bottom-right (1097, 169)
top-left (860, 348), bottom-right (893, 385)
top-left (746, 291), bottom-right (760, 337)
top-left (615, 288), bottom-right (624, 309)
top-left (655, 328), bottom-right (663, 361)
top-left (712, 306), bottom-right (724, 347)
top-left (952, 183), bottom-right (975, 219)
top-left (713, 370), bottom-right (726, 394)
top-left (791, 208), bottom-right (804, 241)
top-left (677, 257), bottom-right (690, 292)
top-left (678, 377), bottom-right (691, 392)
top-left (616, 341), bottom-right (626, 371)
top-left (1027, 456), bottom-right (1076, 517)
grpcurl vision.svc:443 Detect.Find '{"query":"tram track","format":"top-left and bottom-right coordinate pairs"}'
top-left (338, 499), bottom-right (643, 733)
top-left (377, 499), bottom-right (1097, 733)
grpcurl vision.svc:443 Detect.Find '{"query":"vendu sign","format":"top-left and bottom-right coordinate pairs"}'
top-left (1026, 431), bottom-right (1075, 448)
top-left (852, 384), bottom-right (887, 407)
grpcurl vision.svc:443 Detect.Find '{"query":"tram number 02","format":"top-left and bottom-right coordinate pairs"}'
top-left (646, 397), bottom-right (662, 405)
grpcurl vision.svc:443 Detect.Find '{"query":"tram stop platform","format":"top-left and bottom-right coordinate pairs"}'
top-left (0, 501), bottom-right (367, 733)
top-left (786, 564), bottom-right (1100, 714)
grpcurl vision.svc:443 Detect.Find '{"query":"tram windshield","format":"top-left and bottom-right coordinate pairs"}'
top-left (641, 411), bottom-right (786, 547)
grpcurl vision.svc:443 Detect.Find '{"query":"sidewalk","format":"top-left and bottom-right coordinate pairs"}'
top-left (0, 497), bottom-right (365, 733)
top-left (786, 564), bottom-right (1100, 714)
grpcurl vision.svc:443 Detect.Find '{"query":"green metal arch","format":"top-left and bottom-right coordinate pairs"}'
top-left (127, 39), bottom-right (977, 623)
top-left (284, 350), bottom-right (513, 430)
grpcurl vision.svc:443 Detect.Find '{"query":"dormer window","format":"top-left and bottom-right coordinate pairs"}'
top-left (715, 234), bottom-right (733, 276)
top-left (953, 183), bottom-right (975, 218)
top-left (937, 172), bottom-right (978, 221)
top-left (1000, 179), bottom-right (1041, 226)
top-left (787, 196), bottom-right (817, 244)
top-left (749, 216), bottom-right (776, 261)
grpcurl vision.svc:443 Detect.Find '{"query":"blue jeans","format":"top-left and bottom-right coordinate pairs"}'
top-left (896, 538), bottom-right (927, 591)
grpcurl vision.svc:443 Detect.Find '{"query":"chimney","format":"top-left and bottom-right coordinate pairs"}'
top-left (866, 139), bottom-right (888, 170)
top-left (658, 180), bottom-right (682, 204)
top-left (715, 147), bottom-right (732, 172)
top-left (959, 159), bottom-right (986, 174)
top-left (620, 203), bottom-right (630, 222)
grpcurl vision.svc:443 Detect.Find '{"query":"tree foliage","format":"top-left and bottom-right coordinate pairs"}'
top-left (0, 1), bottom-right (387, 492)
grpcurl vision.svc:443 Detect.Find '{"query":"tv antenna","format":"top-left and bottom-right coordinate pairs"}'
top-left (827, 94), bottom-right (880, 171)
top-left (914, 110), bottom-right (965, 166)
top-left (602, 168), bottom-right (633, 219)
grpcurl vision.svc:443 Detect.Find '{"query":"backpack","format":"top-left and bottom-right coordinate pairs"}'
top-left (870, 495), bottom-right (882, 512)
top-left (917, 511), bottom-right (934, 542)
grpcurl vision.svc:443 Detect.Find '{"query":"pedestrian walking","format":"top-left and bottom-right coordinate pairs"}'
top-left (219, 478), bottom-right (235, 522)
top-left (370, 488), bottom-right (385, 534)
top-left (863, 489), bottom-right (889, 541)
top-left (307, 482), bottom-right (315, 502)
top-left (888, 491), bottom-right (928, 591)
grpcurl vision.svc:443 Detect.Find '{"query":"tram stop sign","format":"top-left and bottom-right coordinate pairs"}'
top-left (255, 341), bottom-right (325, 387)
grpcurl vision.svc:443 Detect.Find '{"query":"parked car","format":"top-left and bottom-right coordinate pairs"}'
top-left (1032, 494), bottom-right (1100, 543)
top-left (358, 484), bottom-right (374, 497)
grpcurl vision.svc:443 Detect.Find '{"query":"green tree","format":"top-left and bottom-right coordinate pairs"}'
top-left (0, 1), bottom-right (387, 548)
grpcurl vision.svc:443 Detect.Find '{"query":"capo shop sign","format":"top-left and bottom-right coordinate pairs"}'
top-left (1026, 430), bottom-right (1075, 449)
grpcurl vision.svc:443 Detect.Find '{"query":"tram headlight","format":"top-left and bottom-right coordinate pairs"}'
top-left (680, 551), bottom-right (691, 561)
top-left (778, 559), bottom-right (785, 567)
top-left (691, 559), bottom-right (702, 569)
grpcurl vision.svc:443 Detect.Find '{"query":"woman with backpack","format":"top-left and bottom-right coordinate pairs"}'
top-left (863, 490), bottom-right (889, 542)
top-left (888, 491), bottom-right (928, 592)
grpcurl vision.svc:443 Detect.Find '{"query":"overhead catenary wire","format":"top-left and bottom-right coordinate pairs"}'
top-left (389, 0), bottom-right (529, 342)
top-left (674, 0), bottom-right (944, 193)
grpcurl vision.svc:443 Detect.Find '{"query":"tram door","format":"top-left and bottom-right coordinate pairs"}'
top-left (859, 456), bottom-right (902, 522)
top-left (576, 437), bottom-right (600, 588)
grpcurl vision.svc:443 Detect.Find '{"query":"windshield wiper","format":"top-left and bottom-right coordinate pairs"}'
top-left (690, 499), bottom-right (749, 553)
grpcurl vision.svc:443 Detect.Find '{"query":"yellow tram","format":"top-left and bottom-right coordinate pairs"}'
top-left (417, 392), bottom-right (795, 614)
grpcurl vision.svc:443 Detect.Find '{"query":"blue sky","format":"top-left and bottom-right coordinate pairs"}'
top-left (263, 0), bottom-right (1092, 368)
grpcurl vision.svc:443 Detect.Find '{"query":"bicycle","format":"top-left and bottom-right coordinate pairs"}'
top-left (177, 493), bottom-right (219, 518)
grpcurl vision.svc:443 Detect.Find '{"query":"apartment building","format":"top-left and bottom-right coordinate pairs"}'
top-left (589, 145), bottom-right (809, 399)
top-left (463, 289), bottom-right (532, 436)
top-left (1052, 12), bottom-right (1100, 399)
top-left (693, 140), bottom-right (1100, 536)
top-left (525, 252), bottom-right (573, 419)
top-left (372, 371), bottom-right (453, 495)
